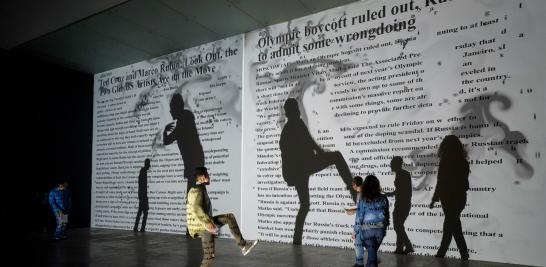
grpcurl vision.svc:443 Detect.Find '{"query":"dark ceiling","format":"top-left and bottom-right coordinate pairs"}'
top-left (2, 0), bottom-right (359, 74)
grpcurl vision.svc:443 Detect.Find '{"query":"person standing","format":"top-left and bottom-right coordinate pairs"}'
top-left (354, 175), bottom-right (389, 267)
top-left (134, 158), bottom-right (150, 232)
top-left (346, 176), bottom-right (367, 267)
top-left (429, 135), bottom-right (470, 260)
top-left (187, 167), bottom-right (258, 267)
top-left (385, 156), bottom-right (414, 254)
top-left (49, 179), bottom-right (71, 241)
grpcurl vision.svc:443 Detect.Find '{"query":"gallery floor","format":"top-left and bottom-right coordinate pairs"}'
top-left (16, 228), bottom-right (535, 267)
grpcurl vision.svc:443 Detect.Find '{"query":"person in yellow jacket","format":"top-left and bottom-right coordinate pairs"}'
top-left (187, 167), bottom-right (258, 267)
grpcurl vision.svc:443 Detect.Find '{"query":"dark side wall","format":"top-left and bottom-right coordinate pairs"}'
top-left (1, 49), bottom-right (92, 230)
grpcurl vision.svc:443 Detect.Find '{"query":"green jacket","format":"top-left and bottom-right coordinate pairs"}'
top-left (186, 186), bottom-right (213, 238)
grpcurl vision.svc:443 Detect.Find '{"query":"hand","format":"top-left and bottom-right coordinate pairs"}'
top-left (429, 201), bottom-right (435, 209)
top-left (352, 232), bottom-right (356, 240)
top-left (164, 122), bottom-right (175, 133)
top-left (205, 223), bottom-right (217, 234)
top-left (345, 209), bottom-right (355, 215)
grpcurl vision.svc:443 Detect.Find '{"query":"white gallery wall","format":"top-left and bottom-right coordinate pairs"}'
top-left (92, 1), bottom-right (546, 265)
top-left (92, 35), bottom-right (243, 237)
top-left (241, 0), bottom-right (545, 265)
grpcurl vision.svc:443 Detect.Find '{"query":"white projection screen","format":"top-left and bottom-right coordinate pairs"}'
top-left (92, 35), bottom-right (244, 238)
top-left (91, 0), bottom-right (546, 266)
top-left (241, 0), bottom-right (546, 265)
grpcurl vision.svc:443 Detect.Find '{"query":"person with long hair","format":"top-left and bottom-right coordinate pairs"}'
top-left (429, 135), bottom-right (470, 260)
top-left (354, 175), bottom-right (389, 267)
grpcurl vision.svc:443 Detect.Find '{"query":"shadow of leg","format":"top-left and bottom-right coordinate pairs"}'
top-left (315, 151), bottom-right (357, 203)
top-left (394, 207), bottom-right (412, 253)
top-left (451, 200), bottom-right (468, 259)
top-left (437, 204), bottom-right (453, 257)
top-left (134, 207), bottom-right (142, 232)
top-left (293, 180), bottom-right (310, 245)
top-left (141, 209), bottom-right (148, 232)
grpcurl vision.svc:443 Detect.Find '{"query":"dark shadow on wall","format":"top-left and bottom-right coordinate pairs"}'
top-left (279, 98), bottom-right (356, 245)
top-left (385, 156), bottom-right (413, 254)
top-left (163, 93), bottom-right (205, 193)
top-left (134, 159), bottom-right (150, 232)
top-left (408, 93), bottom-right (534, 191)
top-left (429, 135), bottom-right (470, 260)
top-left (163, 93), bottom-right (205, 235)
top-left (1, 49), bottom-right (93, 232)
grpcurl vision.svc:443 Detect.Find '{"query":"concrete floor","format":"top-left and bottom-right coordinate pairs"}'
top-left (14, 228), bottom-right (536, 267)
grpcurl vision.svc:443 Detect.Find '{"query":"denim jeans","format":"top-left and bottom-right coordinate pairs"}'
top-left (362, 228), bottom-right (385, 267)
top-left (54, 211), bottom-right (67, 239)
top-left (354, 231), bottom-right (366, 266)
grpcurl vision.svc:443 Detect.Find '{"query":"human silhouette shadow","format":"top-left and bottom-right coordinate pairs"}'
top-left (429, 135), bottom-right (470, 260)
top-left (279, 98), bottom-right (356, 245)
top-left (134, 158), bottom-right (150, 232)
top-left (163, 94), bottom-right (205, 193)
top-left (385, 156), bottom-right (413, 254)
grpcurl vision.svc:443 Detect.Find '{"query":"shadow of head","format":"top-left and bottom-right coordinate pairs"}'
top-left (170, 94), bottom-right (185, 119)
top-left (284, 98), bottom-right (300, 120)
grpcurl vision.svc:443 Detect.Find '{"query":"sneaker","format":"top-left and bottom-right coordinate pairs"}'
top-left (241, 240), bottom-right (258, 256)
